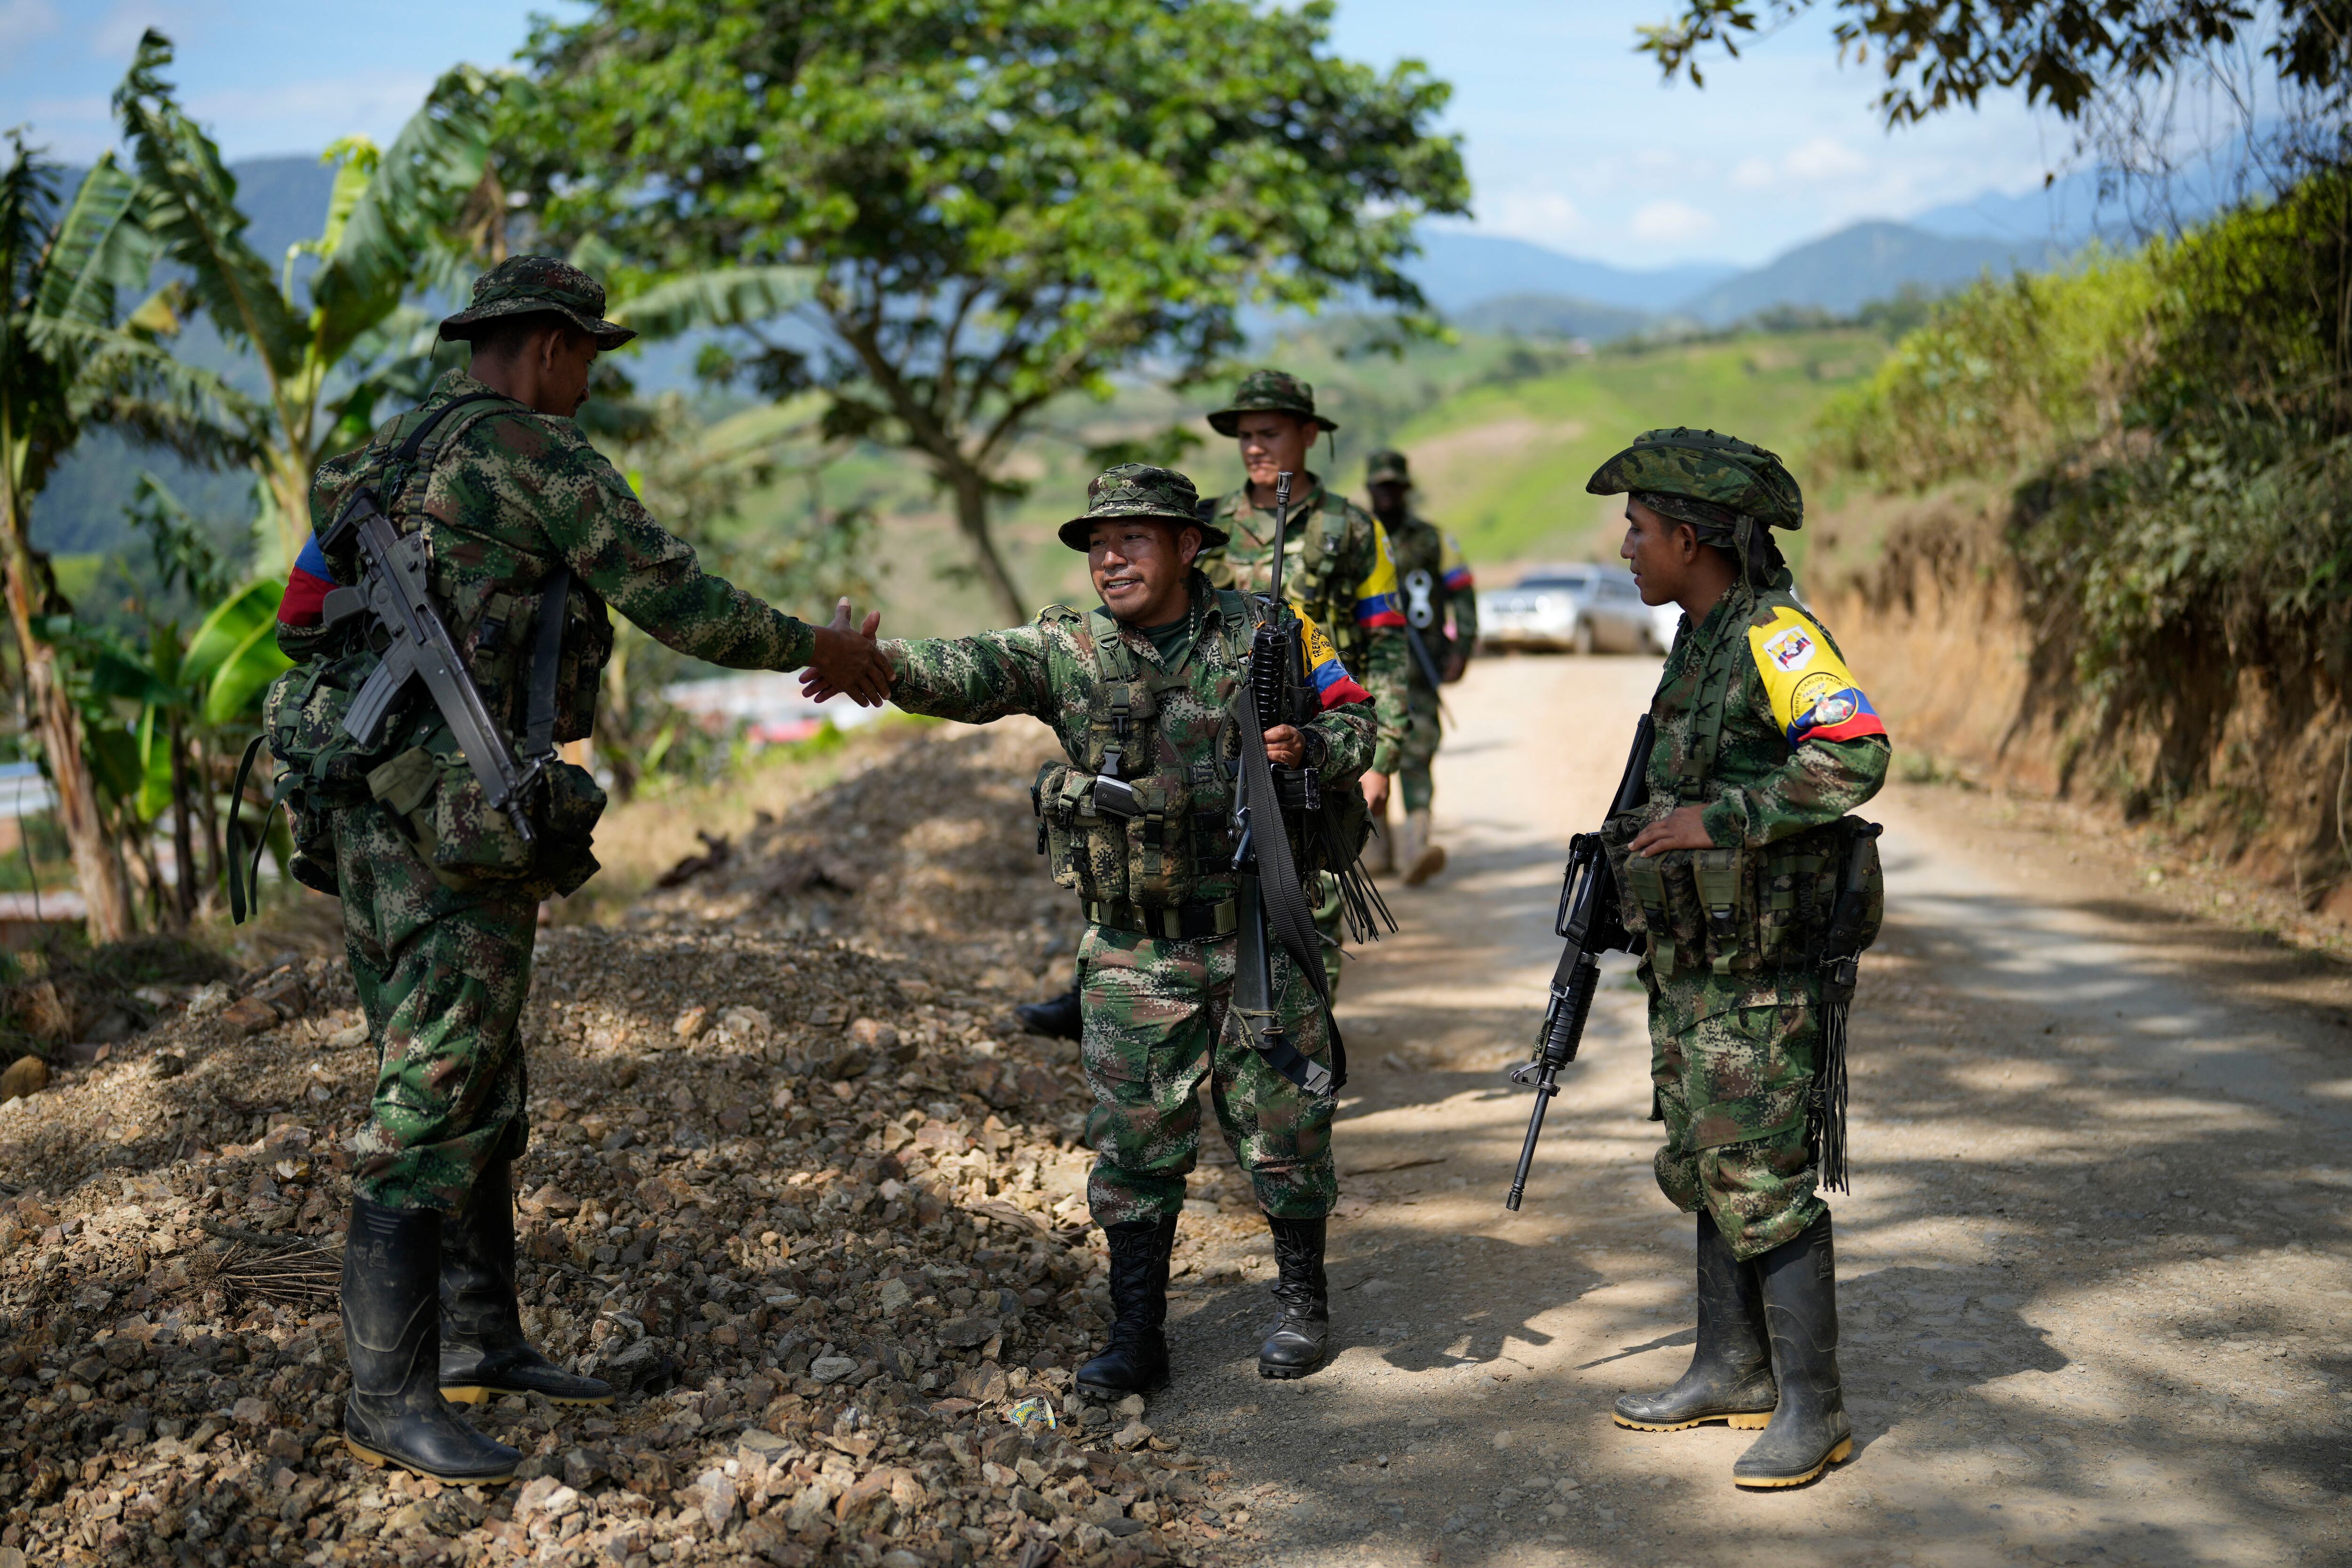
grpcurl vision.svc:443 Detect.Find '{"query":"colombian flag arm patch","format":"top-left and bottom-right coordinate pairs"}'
top-left (1298, 610), bottom-right (1371, 709)
top-left (277, 534), bottom-right (339, 628)
top-left (1350, 521), bottom-right (1406, 628)
top-left (1440, 533), bottom-right (1474, 591)
top-left (1748, 605), bottom-right (1887, 748)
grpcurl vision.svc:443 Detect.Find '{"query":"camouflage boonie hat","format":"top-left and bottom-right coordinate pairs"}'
top-left (1365, 448), bottom-right (1412, 486)
top-left (1057, 464), bottom-right (1227, 551)
top-left (1585, 427), bottom-right (1803, 529)
top-left (1206, 369), bottom-right (1339, 437)
top-left (438, 255), bottom-right (636, 350)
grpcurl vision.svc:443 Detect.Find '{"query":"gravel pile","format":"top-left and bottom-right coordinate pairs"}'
top-left (0, 721), bottom-right (1282, 1568)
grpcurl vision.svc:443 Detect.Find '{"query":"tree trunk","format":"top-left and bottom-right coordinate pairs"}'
top-left (168, 715), bottom-right (196, 928)
top-left (946, 462), bottom-right (1027, 626)
top-left (191, 733), bottom-right (222, 917)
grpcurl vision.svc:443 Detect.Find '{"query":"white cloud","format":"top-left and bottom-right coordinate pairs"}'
top-left (1785, 135), bottom-right (1868, 182)
top-left (1731, 156), bottom-right (1777, 191)
top-left (1479, 188), bottom-right (1587, 249)
top-left (0, 0), bottom-right (58, 50)
top-left (1629, 199), bottom-right (1716, 244)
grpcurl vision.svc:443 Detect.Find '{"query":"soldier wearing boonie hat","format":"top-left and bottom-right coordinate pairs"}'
top-left (269, 254), bottom-right (890, 1486)
top-left (869, 463), bottom-right (1380, 1395)
top-left (1361, 447), bottom-right (1477, 885)
top-left (1194, 370), bottom-right (1412, 998)
top-left (1588, 428), bottom-right (1891, 1490)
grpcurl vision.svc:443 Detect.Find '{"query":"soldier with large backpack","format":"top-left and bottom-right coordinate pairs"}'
top-left (263, 256), bottom-right (890, 1484)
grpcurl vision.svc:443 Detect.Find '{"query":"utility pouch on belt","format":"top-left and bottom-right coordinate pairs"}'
top-left (1602, 812), bottom-right (1885, 980)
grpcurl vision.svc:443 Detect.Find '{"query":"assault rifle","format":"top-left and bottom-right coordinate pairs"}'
top-left (1503, 715), bottom-right (1655, 1210)
top-left (1230, 470), bottom-right (1338, 1095)
top-left (318, 486), bottom-right (549, 843)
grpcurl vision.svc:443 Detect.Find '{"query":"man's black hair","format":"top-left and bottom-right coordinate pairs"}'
top-left (461, 310), bottom-right (584, 362)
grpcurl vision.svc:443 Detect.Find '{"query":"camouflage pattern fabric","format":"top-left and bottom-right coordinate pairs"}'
top-left (1584, 427), bottom-right (1804, 530)
top-left (1628, 579), bottom-right (1889, 1260)
top-left (1383, 509), bottom-right (1478, 815)
top-left (1206, 368), bottom-right (1339, 435)
top-left (334, 798), bottom-right (536, 1213)
top-left (1079, 922), bottom-right (1336, 1224)
top-left (1198, 479), bottom-right (1411, 777)
top-left (438, 253), bottom-right (635, 348)
top-left (1651, 982), bottom-right (1824, 1259)
top-left (1057, 462), bottom-right (1228, 550)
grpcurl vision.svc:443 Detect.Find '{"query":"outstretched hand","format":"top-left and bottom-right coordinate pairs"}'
top-left (1628, 804), bottom-right (1716, 857)
top-left (800, 598), bottom-right (891, 707)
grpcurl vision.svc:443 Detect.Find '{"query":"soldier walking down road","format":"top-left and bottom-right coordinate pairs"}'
top-left (1588, 429), bottom-right (1890, 1488)
top-left (263, 256), bottom-right (892, 1485)
top-left (1364, 448), bottom-right (1477, 885)
top-left (1197, 371), bottom-right (1410, 995)
top-left (812, 465), bottom-right (1379, 1394)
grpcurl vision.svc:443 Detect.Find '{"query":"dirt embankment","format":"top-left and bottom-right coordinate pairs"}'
top-left (1820, 489), bottom-right (2352, 936)
top-left (0, 721), bottom-right (1292, 1568)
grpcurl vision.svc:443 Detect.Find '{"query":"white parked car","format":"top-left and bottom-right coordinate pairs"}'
top-left (1478, 564), bottom-right (1665, 654)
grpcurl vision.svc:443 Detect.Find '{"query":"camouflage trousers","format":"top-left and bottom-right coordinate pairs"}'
top-left (1079, 920), bottom-right (1338, 1226)
top-left (1649, 974), bottom-right (1826, 1261)
top-left (333, 798), bottom-right (538, 1213)
top-left (1397, 679), bottom-right (1443, 813)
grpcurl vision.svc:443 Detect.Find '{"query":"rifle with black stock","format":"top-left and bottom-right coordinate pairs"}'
top-left (1504, 715), bottom-right (1655, 1210)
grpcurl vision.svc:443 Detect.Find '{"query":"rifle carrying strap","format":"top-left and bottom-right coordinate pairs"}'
top-left (523, 567), bottom-right (572, 761)
top-left (1232, 682), bottom-right (1347, 1095)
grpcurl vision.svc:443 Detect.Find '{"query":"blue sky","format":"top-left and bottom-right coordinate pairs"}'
top-left (0, 0), bottom-right (2075, 268)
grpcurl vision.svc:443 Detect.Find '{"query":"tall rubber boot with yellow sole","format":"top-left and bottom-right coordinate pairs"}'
top-left (341, 1198), bottom-right (521, 1484)
top-left (1401, 808), bottom-right (1446, 886)
top-left (1614, 1210), bottom-right (1776, 1432)
top-left (439, 1159), bottom-right (615, 1407)
top-left (1734, 1211), bottom-right (1853, 1488)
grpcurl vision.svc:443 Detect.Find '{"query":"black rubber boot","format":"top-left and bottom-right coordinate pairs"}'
top-left (1614, 1210), bottom-right (1776, 1432)
top-left (1076, 1213), bottom-right (1176, 1399)
top-left (1734, 1210), bottom-right (1854, 1488)
top-left (1016, 985), bottom-right (1083, 1042)
top-left (341, 1198), bottom-right (522, 1484)
top-left (440, 1159), bottom-right (615, 1407)
top-left (1257, 1216), bottom-right (1330, 1379)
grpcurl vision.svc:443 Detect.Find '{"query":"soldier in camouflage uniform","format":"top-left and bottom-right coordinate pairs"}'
top-left (1364, 448), bottom-right (1478, 885)
top-left (862, 464), bottom-right (1377, 1393)
top-left (269, 256), bottom-right (891, 1484)
top-left (1587, 429), bottom-right (1889, 1488)
top-left (1198, 370), bottom-right (1410, 992)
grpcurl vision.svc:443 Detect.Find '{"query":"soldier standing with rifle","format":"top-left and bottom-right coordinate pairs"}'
top-left (1507, 429), bottom-right (1889, 1489)
top-left (261, 257), bottom-right (893, 1485)
top-left (1364, 448), bottom-right (1477, 884)
top-left (810, 465), bottom-right (1378, 1393)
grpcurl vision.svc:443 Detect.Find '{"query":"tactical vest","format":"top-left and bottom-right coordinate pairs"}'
top-left (1199, 490), bottom-right (1361, 656)
top-left (1602, 586), bottom-right (1884, 981)
top-left (258, 393), bottom-right (607, 899)
top-left (1028, 591), bottom-right (1269, 933)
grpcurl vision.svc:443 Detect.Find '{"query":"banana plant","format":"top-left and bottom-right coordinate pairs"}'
top-left (0, 130), bottom-right (254, 942)
top-left (112, 28), bottom-right (507, 571)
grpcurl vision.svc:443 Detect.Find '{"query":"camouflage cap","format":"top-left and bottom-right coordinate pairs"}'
top-left (1057, 464), bottom-right (1227, 551)
top-left (1585, 427), bottom-right (1803, 529)
top-left (1365, 448), bottom-right (1412, 486)
top-left (437, 255), bottom-right (637, 350)
top-left (1206, 369), bottom-right (1338, 437)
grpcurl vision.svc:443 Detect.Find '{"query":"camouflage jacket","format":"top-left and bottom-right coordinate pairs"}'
top-left (1198, 477), bottom-right (1411, 775)
top-left (882, 575), bottom-right (1378, 911)
top-left (278, 371), bottom-right (818, 745)
top-left (1646, 577), bottom-right (1890, 850)
top-left (1381, 509), bottom-right (1478, 685)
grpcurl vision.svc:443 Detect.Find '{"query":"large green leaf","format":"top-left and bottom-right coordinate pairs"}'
top-left (183, 579), bottom-right (283, 688)
top-left (135, 705), bottom-right (174, 822)
top-left (610, 267), bottom-right (817, 340)
top-left (113, 29), bottom-right (306, 381)
top-left (32, 155), bottom-right (155, 330)
top-left (201, 618), bottom-right (292, 727)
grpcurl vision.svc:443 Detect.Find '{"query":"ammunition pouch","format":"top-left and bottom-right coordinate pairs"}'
top-left (366, 726), bottom-right (605, 898)
top-left (1602, 813), bottom-right (1883, 980)
top-left (1033, 759), bottom-right (1222, 910)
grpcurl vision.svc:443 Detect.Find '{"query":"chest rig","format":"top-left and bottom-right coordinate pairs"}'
top-left (1031, 591), bottom-right (1256, 933)
top-left (1201, 491), bottom-right (1354, 645)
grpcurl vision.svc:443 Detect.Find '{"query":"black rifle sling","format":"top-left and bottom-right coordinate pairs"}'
top-left (523, 567), bottom-right (572, 761)
top-left (1233, 680), bottom-right (1347, 1093)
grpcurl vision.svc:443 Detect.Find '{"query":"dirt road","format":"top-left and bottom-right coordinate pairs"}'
top-left (1139, 652), bottom-right (2352, 1568)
